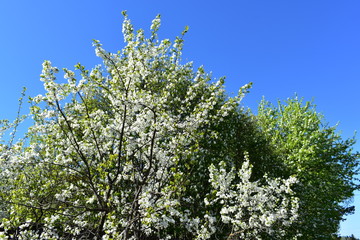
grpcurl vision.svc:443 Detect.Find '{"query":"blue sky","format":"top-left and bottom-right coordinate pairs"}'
top-left (1, 0), bottom-right (359, 237)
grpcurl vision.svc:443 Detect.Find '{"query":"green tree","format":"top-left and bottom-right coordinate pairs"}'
top-left (257, 97), bottom-right (360, 239)
top-left (0, 13), bottom-right (299, 239)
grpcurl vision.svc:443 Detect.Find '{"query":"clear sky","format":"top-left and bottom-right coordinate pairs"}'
top-left (1, 0), bottom-right (359, 237)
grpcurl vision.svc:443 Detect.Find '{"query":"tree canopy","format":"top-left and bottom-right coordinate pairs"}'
top-left (0, 13), bottom-right (358, 240)
top-left (257, 98), bottom-right (359, 239)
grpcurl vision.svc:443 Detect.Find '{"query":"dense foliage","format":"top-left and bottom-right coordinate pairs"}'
top-left (257, 99), bottom-right (359, 239)
top-left (0, 13), bottom-right (358, 239)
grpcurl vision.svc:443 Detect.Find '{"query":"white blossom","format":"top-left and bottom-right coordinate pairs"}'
top-left (0, 14), bottom-right (300, 240)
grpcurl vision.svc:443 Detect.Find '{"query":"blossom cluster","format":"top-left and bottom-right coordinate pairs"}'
top-left (0, 12), bottom-right (299, 239)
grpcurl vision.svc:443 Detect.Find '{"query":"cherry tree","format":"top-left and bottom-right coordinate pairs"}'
top-left (0, 12), bottom-right (298, 239)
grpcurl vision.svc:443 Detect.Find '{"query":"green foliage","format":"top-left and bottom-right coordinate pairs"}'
top-left (0, 14), bottom-right (358, 240)
top-left (257, 97), bottom-right (360, 239)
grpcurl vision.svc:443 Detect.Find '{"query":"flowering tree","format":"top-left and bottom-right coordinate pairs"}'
top-left (0, 13), bottom-right (299, 239)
